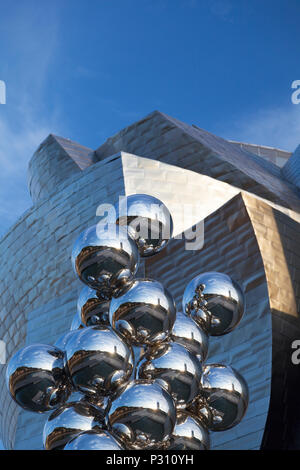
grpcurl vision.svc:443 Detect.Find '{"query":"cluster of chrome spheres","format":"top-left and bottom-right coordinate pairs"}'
top-left (6, 194), bottom-right (249, 451)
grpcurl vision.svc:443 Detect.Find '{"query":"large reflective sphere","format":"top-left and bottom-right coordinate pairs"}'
top-left (107, 380), bottom-right (176, 449)
top-left (115, 194), bottom-right (173, 257)
top-left (64, 430), bottom-right (124, 450)
top-left (169, 411), bottom-right (210, 450)
top-left (136, 342), bottom-right (202, 408)
top-left (6, 344), bottom-right (71, 413)
top-left (65, 326), bottom-right (133, 396)
top-left (77, 285), bottom-right (110, 327)
top-left (72, 224), bottom-right (139, 297)
top-left (200, 364), bottom-right (249, 431)
top-left (171, 312), bottom-right (209, 361)
top-left (182, 272), bottom-right (245, 336)
top-left (43, 401), bottom-right (103, 450)
top-left (109, 279), bottom-right (176, 346)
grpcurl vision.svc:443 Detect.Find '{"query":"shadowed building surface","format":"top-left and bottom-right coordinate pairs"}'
top-left (0, 111), bottom-right (299, 449)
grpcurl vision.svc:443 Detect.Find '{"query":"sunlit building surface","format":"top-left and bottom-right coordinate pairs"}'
top-left (0, 111), bottom-right (300, 449)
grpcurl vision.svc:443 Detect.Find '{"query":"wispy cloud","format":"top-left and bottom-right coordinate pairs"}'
top-left (0, 111), bottom-right (53, 234)
top-left (219, 105), bottom-right (300, 152)
top-left (0, 3), bottom-right (65, 237)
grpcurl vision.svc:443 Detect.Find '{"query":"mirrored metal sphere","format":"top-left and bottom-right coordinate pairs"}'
top-left (182, 272), bottom-right (245, 336)
top-left (43, 401), bottom-right (104, 450)
top-left (109, 278), bottom-right (176, 346)
top-left (72, 224), bottom-right (139, 297)
top-left (169, 411), bottom-right (210, 450)
top-left (64, 430), bottom-right (124, 450)
top-left (65, 325), bottom-right (133, 396)
top-left (171, 311), bottom-right (209, 361)
top-left (79, 393), bottom-right (110, 415)
top-left (77, 285), bottom-right (110, 327)
top-left (200, 364), bottom-right (249, 431)
top-left (106, 380), bottom-right (176, 449)
top-left (65, 391), bottom-right (109, 415)
top-left (115, 194), bottom-right (173, 257)
top-left (6, 344), bottom-right (71, 413)
top-left (187, 397), bottom-right (213, 429)
top-left (136, 342), bottom-right (202, 408)
top-left (70, 312), bottom-right (84, 331)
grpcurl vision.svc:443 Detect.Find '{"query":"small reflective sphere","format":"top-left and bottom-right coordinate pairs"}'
top-left (80, 393), bottom-right (110, 415)
top-left (182, 272), bottom-right (245, 336)
top-left (43, 401), bottom-right (104, 450)
top-left (187, 397), bottom-right (213, 429)
top-left (109, 278), bottom-right (176, 346)
top-left (65, 325), bottom-right (133, 396)
top-left (200, 364), bottom-right (249, 431)
top-left (65, 391), bottom-right (109, 415)
top-left (171, 312), bottom-right (209, 361)
top-left (136, 342), bottom-right (202, 408)
top-left (169, 411), bottom-right (210, 450)
top-left (64, 430), bottom-right (124, 450)
top-left (115, 194), bottom-right (173, 257)
top-left (107, 380), bottom-right (176, 449)
top-left (72, 224), bottom-right (139, 297)
top-left (77, 285), bottom-right (110, 327)
top-left (6, 344), bottom-right (71, 413)
top-left (70, 313), bottom-right (84, 331)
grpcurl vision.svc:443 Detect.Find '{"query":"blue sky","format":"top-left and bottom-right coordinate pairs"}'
top-left (0, 0), bottom-right (300, 450)
top-left (0, 0), bottom-right (300, 238)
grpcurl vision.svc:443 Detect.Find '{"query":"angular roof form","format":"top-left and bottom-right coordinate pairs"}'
top-left (95, 111), bottom-right (300, 213)
top-left (27, 110), bottom-right (300, 214)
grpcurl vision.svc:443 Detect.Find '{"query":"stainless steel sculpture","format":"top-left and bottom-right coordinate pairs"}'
top-left (64, 430), bottom-right (124, 450)
top-left (6, 193), bottom-right (249, 450)
top-left (43, 401), bottom-right (104, 450)
top-left (136, 342), bottom-right (202, 408)
top-left (65, 325), bottom-right (134, 396)
top-left (200, 364), bottom-right (249, 431)
top-left (6, 344), bottom-right (71, 413)
top-left (169, 411), bottom-right (210, 450)
top-left (109, 278), bottom-right (176, 346)
top-left (171, 311), bottom-right (209, 361)
top-left (77, 285), bottom-right (110, 326)
top-left (115, 194), bottom-right (173, 257)
top-left (183, 272), bottom-right (245, 336)
top-left (106, 380), bottom-right (176, 449)
top-left (72, 224), bottom-right (140, 297)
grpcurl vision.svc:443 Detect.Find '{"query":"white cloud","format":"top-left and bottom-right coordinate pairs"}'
top-left (0, 3), bottom-right (65, 236)
top-left (0, 111), bottom-right (52, 235)
top-left (0, 114), bottom-right (51, 176)
top-left (220, 105), bottom-right (300, 152)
